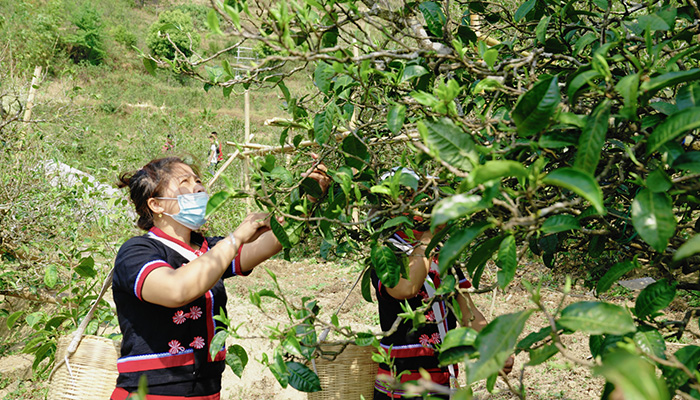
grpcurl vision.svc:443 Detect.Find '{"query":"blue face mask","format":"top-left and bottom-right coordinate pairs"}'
top-left (157, 192), bottom-right (209, 230)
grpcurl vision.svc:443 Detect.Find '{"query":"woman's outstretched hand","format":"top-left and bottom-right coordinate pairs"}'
top-left (233, 213), bottom-right (273, 244)
top-left (303, 154), bottom-right (331, 202)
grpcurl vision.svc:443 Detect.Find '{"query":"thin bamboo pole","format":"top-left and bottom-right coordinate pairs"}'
top-left (23, 66), bottom-right (42, 123)
top-left (244, 89), bottom-right (251, 210)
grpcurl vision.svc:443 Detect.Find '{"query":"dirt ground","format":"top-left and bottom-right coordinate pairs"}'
top-left (215, 258), bottom-right (699, 400)
top-left (1, 258), bottom-right (697, 399)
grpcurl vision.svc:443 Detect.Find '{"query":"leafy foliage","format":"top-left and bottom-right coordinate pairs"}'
top-left (155, 0), bottom-right (700, 396)
top-left (146, 9), bottom-right (200, 60)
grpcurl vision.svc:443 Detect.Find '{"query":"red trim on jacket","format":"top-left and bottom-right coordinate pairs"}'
top-left (111, 387), bottom-right (220, 400)
top-left (117, 352), bottom-right (195, 373)
top-left (377, 366), bottom-right (451, 385)
top-left (382, 345), bottom-right (436, 358)
top-left (149, 227), bottom-right (209, 255)
top-left (135, 261), bottom-right (171, 301)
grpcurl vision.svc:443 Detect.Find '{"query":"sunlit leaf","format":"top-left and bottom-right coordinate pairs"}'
top-left (466, 310), bottom-right (533, 384)
top-left (419, 118), bottom-right (477, 172)
top-left (542, 168), bottom-right (605, 215)
top-left (44, 264), bottom-right (58, 288)
top-left (594, 350), bottom-right (670, 400)
top-left (371, 245), bottom-right (401, 288)
top-left (226, 344), bottom-right (249, 378)
top-left (467, 160), bottom-right (528, 189)
top-left (631, 189), bottom-right (676, 252)
top-left (558, 302), bottom-right (635, 335)
top-left (432, 194), bottom-right (486, 229)
top-left (674, 234), bottom-right (700, 261)
top-left (496, 235), bottom-right (516, 289)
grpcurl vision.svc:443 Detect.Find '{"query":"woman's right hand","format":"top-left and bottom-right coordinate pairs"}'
top-left (233, 214), bottom-right (270, 245)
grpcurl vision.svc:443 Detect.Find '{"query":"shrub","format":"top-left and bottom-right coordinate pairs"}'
top-left (63, 3), bottom-right (106, 65)
top-left (111, 25), bottom-right (137, 49)
top-left (146, 9), bottom-right (200, 60)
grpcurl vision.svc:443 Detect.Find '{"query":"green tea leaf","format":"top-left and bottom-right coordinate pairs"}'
top-left (226, 344), bottom-right (249, 378)
top-left (673, 234), bottom-right (700, 261)
top-left (662, 345), bottom-right (700, 393)
top-left (465, 236), bottom-right (503, 288)
top-left (615, 73), bottom-right (640, 120)
top-left (496, 235), bottom-right (516, 289)
top-left (646, 168), bottom-right (672, 193)
top-left (641, 69), bottom-right (700, 104)
top-left (558, 301), bottom-right (635, 335)
top-left (676, 82), bottom-right (700, 110)
top-left (270, 217), bottom-right (291, 248)
top-left (75, 256), bottom-right (97, 278)
top-left (672, 151), bottom-right (700, 173)
top-left (594, 350), bottom-right (670, 400)
top-left (647, 106), bottom-right (700, 154)
top-left (567, 68), bottom-right (602, 103)
top-left (635, 279), bottom-right (675, 319)
top-left (401, 65), bottom-right (429, 83)
top-left (438, 222), bottom-right (492, 275)
top-left (206, 190), bottom-right (231, 217)
top-left (209, 330), bottom-right (228, 361)
top-left (143, 58), bottom-right (157, 76)
top-left (540, 215), bottom-right (581, 235)
top-left (466, 310), bottom-right (533, 384)
top-left (286, 361), bottom-right (321, 392)
top-left (535, 15), bottom-right (550, 44)
top-left (514, 0), bottom-right (536, 22)
top-left (631, 189), bottom-right (676, 252)
top-left (207, 9), bottom-right (222, 35)
top-left (371, 245), bottom-right (401, 288)
top-left (633, 328), bottom-right (666, 360)
top-left (314, 62), bottom-right (335, 94)
top-left (527, 344), bottom-right (559, 365)
top-left (574, 99), bottom-right (610, 174)
top-left (419, 118), bottom-right (477, 172)
top-left (361, 267), bottom-right (373, 303)
top-left (542, 168), bottom-right (605, 215)
top-left (313, 104), bottom-right (337, 146)
top-left (467, 160), bottom-right (528, 188)
top-left (511, 75), bottom-right (561, 137)
top-left (597, 260), bottom-right (637, 294)
top-left (44, 264), bottom-right (58, 288)
top-left (6, 311), bottom-right (23, 329)
top-left (432, 194), bottom-right (486, 228)
top-left (387, 104), bottom-right (406, 134)
top-left (418, 2), bottom-right (446, 37)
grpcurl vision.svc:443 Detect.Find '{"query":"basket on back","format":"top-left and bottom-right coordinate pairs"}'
top-left (48, 334), bottom-right (120, 400)
top-left (307, 343), bottom-right (378, 400)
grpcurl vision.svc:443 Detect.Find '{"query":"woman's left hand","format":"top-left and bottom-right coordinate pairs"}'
top-left (303, 155), bottom-right (331, 202)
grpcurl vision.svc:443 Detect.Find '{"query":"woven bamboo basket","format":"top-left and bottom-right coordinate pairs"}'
top-left (48, 334), bottom-right (120, 400)
top-left (307, 344), bottom-right (378, 400)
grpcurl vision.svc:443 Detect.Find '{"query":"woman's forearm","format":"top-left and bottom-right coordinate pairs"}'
top-left (239, 230), bottom-right (283, 272)
top-left (141, 237), bottom-right (239, 307)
